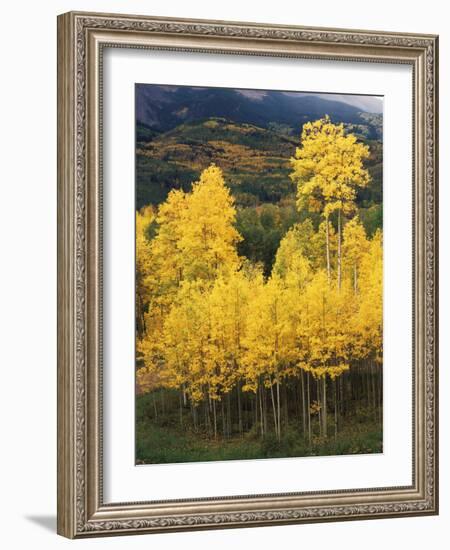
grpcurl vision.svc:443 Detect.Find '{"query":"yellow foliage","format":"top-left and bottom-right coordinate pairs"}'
top-left (290, 115), bottom-right (371, 219)
top-left (136, 136), bottom-right (383, 405)
top-left (145, 164), bottom-right (241, 312)
top-left (177, 164), bottom-right (242, 282)
top-left (352, 230), bottom-right (383, 362)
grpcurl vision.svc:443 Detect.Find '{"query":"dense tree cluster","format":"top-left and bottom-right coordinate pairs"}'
top-left (136, 118), bottom-right (382, 443)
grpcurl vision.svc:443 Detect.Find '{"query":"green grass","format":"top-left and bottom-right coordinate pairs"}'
top-left (136, 394), bottom-right (382, 465)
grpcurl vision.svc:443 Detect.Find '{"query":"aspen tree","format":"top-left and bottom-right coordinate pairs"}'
top-left (291, 116), bottom-right (371, 288)
top-left (342, 216), bottom-right (370, 293)
top-left (135, 206), bottom-right (155, 336)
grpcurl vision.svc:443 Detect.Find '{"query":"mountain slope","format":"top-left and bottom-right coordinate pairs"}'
top-left (136, 85), bottom-right (382, 139)
top-left (136, 117), bottom-right (297, 208)
top-left (136, 117), bottom-right (382, 214)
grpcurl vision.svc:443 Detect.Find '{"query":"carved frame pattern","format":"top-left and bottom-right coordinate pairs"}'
top-left (57, 11), bottom-right (438, 538)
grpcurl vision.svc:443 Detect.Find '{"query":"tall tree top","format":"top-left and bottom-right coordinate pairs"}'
top-left (291, 115), bottom-right (371, 219)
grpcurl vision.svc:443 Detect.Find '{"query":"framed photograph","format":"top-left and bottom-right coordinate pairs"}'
top-left (57, 11), bottom-right (439, 538)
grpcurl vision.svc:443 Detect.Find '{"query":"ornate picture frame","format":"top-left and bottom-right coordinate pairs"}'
top-left (57, 11), bottom-right (438, 538)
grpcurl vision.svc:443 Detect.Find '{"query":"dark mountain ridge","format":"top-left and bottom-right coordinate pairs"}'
top-left (136, 84), bottom-right (382, 140)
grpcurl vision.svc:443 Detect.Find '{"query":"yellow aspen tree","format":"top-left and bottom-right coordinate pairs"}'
top-left (177, 164), bottom-right (242, 283)
top-left (290, 116), bottom-right (371, 288)
top-left (137, 193), bottom-right (188, 414)
top-left (272, 223), bottom-right (313, 282)
top-left (349, 230), bottom-right (383, 420)
top-left (354, 230), bottom-right (383, 362)
top-left (148, 188), bottom-right (188, 310)
top-left (161, 281), bottom-right (209, 401)
top-left (242, 274), bottom-right (291, 440)
top-left (312, 220), bottom-right (337, 273)
top-left (273, 227), bottom-right (314, 437)
top-left (342, 216), bottom-right (370, 293)
top-left (144, 164), bottom-right (242, 330)
top-left (137, 303), bottom-right (169, 394)
top-left (208, 270), bottom-right (253, 435)
top-left (301, 271), bottom-right (351, 437)
top-left (135, 206), bottom-right (155, 335)
top-left (138, 165), bottom-right (245, 425)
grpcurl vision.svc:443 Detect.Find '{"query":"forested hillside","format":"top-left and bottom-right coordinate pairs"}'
top-left (135, 105), bottom-right (384, 464)
top-left (136, 115), bottom-right (382, 276)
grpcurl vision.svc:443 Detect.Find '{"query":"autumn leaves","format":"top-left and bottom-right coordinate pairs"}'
top-left (136, 117), bottom-right (382, 443)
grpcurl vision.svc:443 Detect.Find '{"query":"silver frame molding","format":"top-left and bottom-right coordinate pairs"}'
top-left (57, 11), bottom-right (439, 538)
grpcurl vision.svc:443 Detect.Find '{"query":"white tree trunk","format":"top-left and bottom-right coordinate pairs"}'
top-left (322, 376), bottom-right (328, 438)
top-left (337, 208), bottom-right (342, 290)
top-left (325, 217), bottom-right (331, 284)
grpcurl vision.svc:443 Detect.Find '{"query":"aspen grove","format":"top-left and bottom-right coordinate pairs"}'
top-left (136, 117), bottom-right (382, 456)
